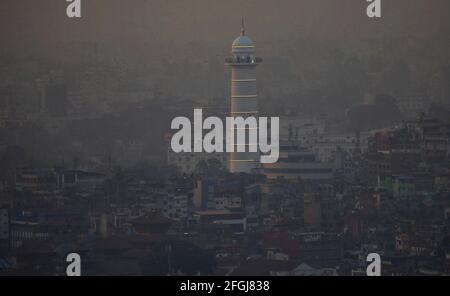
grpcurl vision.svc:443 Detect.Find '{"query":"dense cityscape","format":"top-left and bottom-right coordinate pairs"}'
top-left (1, 0), bottom-right (450, 276)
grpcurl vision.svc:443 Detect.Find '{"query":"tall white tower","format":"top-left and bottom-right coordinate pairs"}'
top-left (225, 19), bottom-right (262, 173)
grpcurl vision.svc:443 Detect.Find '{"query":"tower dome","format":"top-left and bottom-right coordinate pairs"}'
top-left (232, 35), bottom-right (255, 48)
top-left (231, 18), bottom-right (255, 54)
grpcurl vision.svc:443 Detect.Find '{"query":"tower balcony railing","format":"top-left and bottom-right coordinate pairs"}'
top-left (225, 57), bottom-right (263, 65)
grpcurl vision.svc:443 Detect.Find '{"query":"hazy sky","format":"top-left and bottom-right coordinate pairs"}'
top-left (1, 0), bottom-right (449, 59)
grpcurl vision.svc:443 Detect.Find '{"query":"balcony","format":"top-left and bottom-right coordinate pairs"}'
top-left (225, 56), bottom-right (262, 65)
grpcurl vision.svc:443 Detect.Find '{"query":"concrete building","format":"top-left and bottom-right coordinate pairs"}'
top-left (193, 179), bottom-right (216, 209)
top-left (9, 221), bottom-right (50, 249)
top-left (225, 19), bottom-right (262, 173)
top-left (211, 196), bottom-right (243, 210)
top-left (262, 144), bottom-right (334, 181)
top-left (279, 114), bottom-right (325, 143)
top-left (167, 150), bottom-right (228, 174)
top-left (310, 132), bottom-right (368, 162)
top-left (161, 194), bottom-right (189, 221)
top-left (396, 95), bottom-right (427, 119)
top-left (0, 208), bottom-right (9, 241)
top-left (193, 210), bottom-right (247, 233)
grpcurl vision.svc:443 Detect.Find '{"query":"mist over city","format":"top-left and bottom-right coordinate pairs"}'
top-left (0, 0), bottom-right (450, 276)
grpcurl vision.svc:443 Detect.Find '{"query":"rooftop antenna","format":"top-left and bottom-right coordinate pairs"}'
top-left (241, 16), bottom-right (245, 36)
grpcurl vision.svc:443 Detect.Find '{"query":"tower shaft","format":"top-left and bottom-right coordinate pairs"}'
top-left (225, 25), bottom-right (262, 173)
